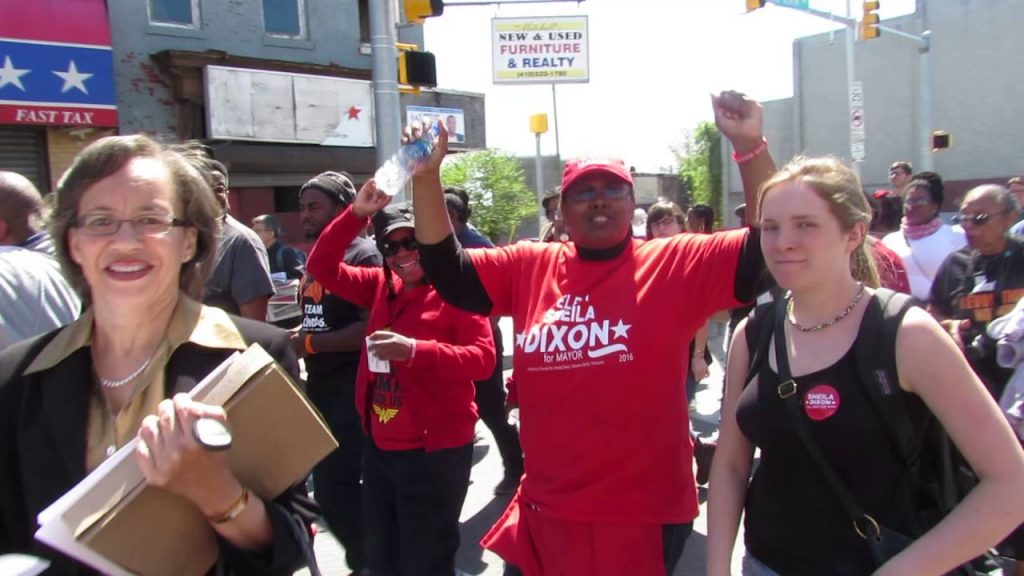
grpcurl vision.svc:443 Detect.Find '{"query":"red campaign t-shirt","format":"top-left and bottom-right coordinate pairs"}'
top-left (368, 286), bottom-right (439, 450)
top-left (468, 231), bottom-right (748, 524)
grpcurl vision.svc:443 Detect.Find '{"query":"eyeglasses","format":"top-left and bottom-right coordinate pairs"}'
top-left (564, 183), bottom-right (632, 203)
top-left (903, 197), bottom-right (933, 207)
top-left (952, 210), bottom-right (1010, 226)
top-left (650, 217), bottom-right (680, 228)
top-left (381, 236), bottom-right (418, 257)
top-left (75, 213), bottom-right (189, 237)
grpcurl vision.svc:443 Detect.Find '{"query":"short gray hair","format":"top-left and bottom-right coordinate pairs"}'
top-left (963, 184), bottom-right (1021, 214)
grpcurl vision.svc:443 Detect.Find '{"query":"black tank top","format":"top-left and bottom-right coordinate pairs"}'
top-left (736, 344), bottom-right (918, 576)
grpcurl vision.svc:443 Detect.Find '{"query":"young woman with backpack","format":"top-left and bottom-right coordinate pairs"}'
top-left (706, 156), bottom-right (1024, 576)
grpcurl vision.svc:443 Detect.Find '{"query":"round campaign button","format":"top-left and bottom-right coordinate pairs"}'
top-left (192, 417), bottom-right (233, 451)
top-left (803, 384), bottom-right (841, 421)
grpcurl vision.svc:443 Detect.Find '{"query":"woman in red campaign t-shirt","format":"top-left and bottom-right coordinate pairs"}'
top-left (708, 157), bottom-right (1024, 576)
top-left (306, 183), bottom-right (495, 576)
top-left (409, 92), bottom-right (778, 576)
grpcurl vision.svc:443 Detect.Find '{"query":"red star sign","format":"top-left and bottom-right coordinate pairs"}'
top-left (346, 106), bottom-right (362, 120)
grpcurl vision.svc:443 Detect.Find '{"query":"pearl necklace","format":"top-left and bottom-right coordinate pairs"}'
top-left (98, 356), bottom-right (154, 389)
top-left (786, 284), bottom-right (866, 333)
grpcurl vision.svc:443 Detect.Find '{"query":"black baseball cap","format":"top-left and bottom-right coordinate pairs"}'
top-left (372, 202), bottom-right (415, 247)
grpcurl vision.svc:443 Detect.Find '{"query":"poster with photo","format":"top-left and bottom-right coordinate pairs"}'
top-left (406, 105), bottom-right (466, 144)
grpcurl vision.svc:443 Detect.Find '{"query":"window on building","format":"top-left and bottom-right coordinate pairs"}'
top-left (274, 186), bottom-right (301, 213)
top-left (359, 0), bottom-right (370, 44)
top-left (264, 0), bottom-right (306, 38)
top-left (148, 0), bottom-right (199, 27)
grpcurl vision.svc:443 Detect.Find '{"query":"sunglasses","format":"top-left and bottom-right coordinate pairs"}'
top-left (565, 183), bottom-right (632, 203)
top-left (381, 236), bottom-right (418, 257)
top-left (903, 197), bottom-right (933, 207)
top-left (952, 210), bottom-right (1009, 226)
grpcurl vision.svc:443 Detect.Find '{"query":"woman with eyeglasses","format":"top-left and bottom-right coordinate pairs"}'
top-left (929, 184), bottom-right (1024, 570)
top-left (305, 184), bottom-right (495, 576)
top-left (0, 135), bottom-right (319, 574)
top-left (880, 176), bottom-right (966, 303)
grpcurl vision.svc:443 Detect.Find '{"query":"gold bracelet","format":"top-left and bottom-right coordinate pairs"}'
top-left (208, 487), bottom-right (250, 524)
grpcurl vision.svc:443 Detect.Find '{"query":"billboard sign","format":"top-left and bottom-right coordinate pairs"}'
top-left (492, 16), bottom-right (589, 84)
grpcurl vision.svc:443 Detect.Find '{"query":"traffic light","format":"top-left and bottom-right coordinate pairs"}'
top-left (405, 0), bottom-right (443, 24)
top-left (746, 0), bottom-right (766, 12)
top-left (398, 49), bottom-right (437, 88)
top-left (931, 131), bottom-right (952, 151)
top-left (860, 1), bottom-right (880, 40)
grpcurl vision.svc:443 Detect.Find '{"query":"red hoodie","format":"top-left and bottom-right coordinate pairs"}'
top-left (306, 207), bottom-right (495, 451)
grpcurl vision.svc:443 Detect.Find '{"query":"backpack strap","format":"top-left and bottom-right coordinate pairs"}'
top-left (743, 300), bottom-right (778, 389)
top-left (853, 287), bottom-right (918, 467)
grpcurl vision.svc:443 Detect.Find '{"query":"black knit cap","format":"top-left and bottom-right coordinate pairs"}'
top-left (372, 202), bottom-right (415, 252)
top-left (299, 171), bottom-right (356, 206)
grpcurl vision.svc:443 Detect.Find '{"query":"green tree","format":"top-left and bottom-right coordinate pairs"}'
top-left (671, 121), bottom-right (723, 227)
top-left (441, 149), bottom-right (537, 243)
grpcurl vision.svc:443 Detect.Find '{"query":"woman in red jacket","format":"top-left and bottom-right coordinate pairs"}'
top-left (305, 179), bottom-right (495, 576)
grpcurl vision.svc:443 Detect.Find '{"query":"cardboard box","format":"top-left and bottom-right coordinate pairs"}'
top-left (36, 345), bottom-right (337, 576)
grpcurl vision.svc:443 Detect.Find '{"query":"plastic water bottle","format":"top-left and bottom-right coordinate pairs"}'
top-left (374, 123), bottom-right (439, 196)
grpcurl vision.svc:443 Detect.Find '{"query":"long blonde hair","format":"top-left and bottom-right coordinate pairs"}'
top-left (757, 156), bottom-right (880, 288)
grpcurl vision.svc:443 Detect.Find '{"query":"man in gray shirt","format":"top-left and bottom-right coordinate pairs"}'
top-left (0, 171), bottom-right (56, 256)
top-left (201, 161), bottom-right (275, 321)
top-left (0, 246), bottom-right (80, 350)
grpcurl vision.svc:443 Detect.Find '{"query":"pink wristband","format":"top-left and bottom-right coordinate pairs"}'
top-left (408, 339), bottom-right (417, 364)
top-left (732, 138), bottom-right (768, 164)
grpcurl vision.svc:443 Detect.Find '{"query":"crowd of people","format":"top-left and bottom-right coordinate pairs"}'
top-left (1, 88), bottom-right (1024, 576)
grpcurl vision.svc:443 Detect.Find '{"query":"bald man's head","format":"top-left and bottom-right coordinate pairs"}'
top-left (0, 171), bottom-right (46, 245)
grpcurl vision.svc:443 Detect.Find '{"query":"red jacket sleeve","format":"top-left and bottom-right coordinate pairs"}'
top-left (869, 237), bottom-right (912, 294)
top-left (305, 207), bottom-right (383, 309)
top-left (409, 306), bottom-right (495, 382)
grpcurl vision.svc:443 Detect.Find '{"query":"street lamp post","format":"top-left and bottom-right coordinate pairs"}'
top-left (529, 113), bottom-right (549, 233)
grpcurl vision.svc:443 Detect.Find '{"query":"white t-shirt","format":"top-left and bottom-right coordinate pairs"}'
top-left (881, 225), bottom-right (966, 301)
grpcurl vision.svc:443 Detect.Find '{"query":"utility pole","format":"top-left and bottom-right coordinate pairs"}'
top-left (761, 1), bottom-right (932, 176)
top-left (845, 0), bottom-right (862, 178)
top-left (918, 31), bottom-right (933, 172)
top-left (370, 0), bottom-right (403, 198)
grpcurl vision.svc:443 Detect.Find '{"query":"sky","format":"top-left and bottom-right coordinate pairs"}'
top-left (423, 0), bottom-right (915, 172)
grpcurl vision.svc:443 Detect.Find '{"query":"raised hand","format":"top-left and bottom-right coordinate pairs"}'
top-left (712, 90), bottom-right (765, 153)
top-left (404, 119), bottom-right (448, 177)
top-left (352, 178), bottom-right (391, 218)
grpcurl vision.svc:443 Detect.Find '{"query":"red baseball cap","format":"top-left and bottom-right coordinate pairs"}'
top-left (560, 158), bottom-right (634, 194)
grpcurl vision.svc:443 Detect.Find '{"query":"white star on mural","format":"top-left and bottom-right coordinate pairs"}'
top-left (611, 319), bottom-right (632, 340)
top-left (53, 60), bottom-right (93, 94)
top-left (0, 55), bottom-right (30, 91)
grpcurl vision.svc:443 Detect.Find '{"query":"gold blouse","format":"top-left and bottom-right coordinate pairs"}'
top-left (23, 296), bottom-right (248, 472)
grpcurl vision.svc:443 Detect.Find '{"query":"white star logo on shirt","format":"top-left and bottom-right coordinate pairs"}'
top-left (611, 319), bottom-right (632, 340)
top-left (0, 56), bottom-right (30, 91)
top-left (53, 60), bottom-right (93, 94)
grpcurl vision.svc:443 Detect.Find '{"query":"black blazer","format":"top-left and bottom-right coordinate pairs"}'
top-left (0, 314), bottom-right (319, 575)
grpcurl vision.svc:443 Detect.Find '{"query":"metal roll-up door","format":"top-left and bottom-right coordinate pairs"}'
top-left (0, 126), bottom-right (48, 191)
